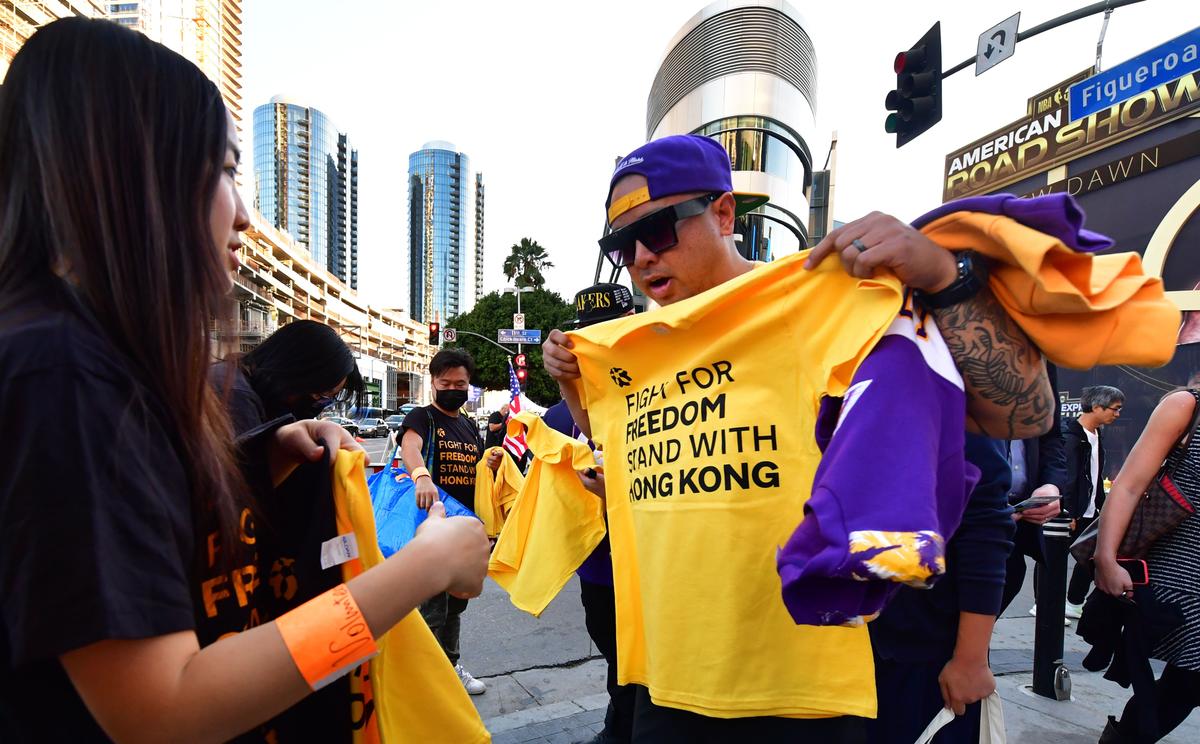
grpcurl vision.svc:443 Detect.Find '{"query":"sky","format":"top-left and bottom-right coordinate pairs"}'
top-left (240, 0), bottom-right (1196, 311)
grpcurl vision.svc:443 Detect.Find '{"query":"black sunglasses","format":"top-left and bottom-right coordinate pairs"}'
top-left (599, 193), bottom-right (720, 268)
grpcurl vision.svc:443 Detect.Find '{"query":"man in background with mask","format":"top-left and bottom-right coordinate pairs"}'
top-left (401, 348), bottom-right (502, 695)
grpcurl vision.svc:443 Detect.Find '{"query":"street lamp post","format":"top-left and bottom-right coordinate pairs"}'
top-left (503, 286), bottom-right (535, 356)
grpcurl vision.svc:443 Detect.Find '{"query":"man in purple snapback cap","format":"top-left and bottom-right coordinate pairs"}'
top-left (542, 134), bottom-right (1050, 740)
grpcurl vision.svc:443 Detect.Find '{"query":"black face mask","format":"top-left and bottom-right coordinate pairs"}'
top-left (435, 388), bottom-right (469, 411)
top-left (291, 397), bottom-right (332, 421)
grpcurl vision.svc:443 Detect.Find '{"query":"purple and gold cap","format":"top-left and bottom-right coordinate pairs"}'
top-left (605, 134), bottom-right (769, 223)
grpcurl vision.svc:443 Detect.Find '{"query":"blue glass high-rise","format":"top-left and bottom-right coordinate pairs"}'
top-left (408, 142), bottom-right (484, 323)
top-left (254, 96), bottom-right (358, 288)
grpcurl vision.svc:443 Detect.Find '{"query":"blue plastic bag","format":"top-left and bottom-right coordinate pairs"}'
top-left (368, 466), bottom-right (479, 558)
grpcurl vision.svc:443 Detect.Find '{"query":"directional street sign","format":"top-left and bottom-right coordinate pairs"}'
top-left (1069, 26), bottom-right (1200, 122)
top-left (441, 328), bottom-right (457, 343)
top-left (498, 329), bottom-right (541, 345)
top-left (976, 12), bottom-right (1020, 76)
top-left (513, 313), bottom-right (525, 330)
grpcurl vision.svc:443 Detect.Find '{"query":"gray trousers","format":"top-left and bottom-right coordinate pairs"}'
top-left (419, 592), bottom-right (468, 665)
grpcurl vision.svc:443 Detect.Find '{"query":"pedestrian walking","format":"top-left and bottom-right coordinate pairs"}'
top-left (1094, 387), bottom-right (1200, 743)
top-left (485, 402), bottom-right (511, 449)
top-left (1001, 363), bottom-right (1068, 617)
top-left (1064, 385), bottom-right (1125, 617)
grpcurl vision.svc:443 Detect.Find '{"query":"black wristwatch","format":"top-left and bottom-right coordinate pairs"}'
top-left (913, 251), bottom-right (988, 310)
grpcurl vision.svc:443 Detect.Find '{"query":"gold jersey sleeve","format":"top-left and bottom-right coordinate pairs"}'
top-left (921, 211), bottom-right (1179, 369)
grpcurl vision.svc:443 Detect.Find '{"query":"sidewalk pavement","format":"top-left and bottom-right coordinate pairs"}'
top-left (472, 612), bottom-right (1200, 744)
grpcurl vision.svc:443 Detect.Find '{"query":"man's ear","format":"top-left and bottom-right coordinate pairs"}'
top-left (715, 192), bottom-right (737, 236)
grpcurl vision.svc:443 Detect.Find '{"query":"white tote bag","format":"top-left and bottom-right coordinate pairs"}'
top-left (913, 693), bottom-right (1006, 744)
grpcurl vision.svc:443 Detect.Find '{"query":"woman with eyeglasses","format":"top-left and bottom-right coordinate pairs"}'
top-left (214, 319), bottom-right (366, 435)
top-left (0, 19), bottom-right (489, 743)
top-left (1094, 387), bottom-right (1200, 743)
top-left (1061, 385), bottom-right (1125, 618)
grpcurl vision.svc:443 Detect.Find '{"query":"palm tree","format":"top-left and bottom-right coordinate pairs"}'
top-left (503, 238), bottom-right (554, 289)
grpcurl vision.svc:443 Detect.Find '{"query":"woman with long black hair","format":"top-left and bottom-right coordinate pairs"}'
top-left (215, 319), bottom-right (367, 434)
top-left (0, 18), bottom-right (488, 743)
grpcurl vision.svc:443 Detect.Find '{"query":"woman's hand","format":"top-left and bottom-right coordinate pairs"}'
top-left (414, 502), bottom-right (490, 598)
top-left (578, 469), bottom-right (606, 502)
top-left (270, 419), bottom-right (363, 485)
top-left (414, 474), bottom-right (440, 509)
top-left (1094, 556), bottom-right (1133, 598)
top-left (486, 448), bottom-right (503, 472)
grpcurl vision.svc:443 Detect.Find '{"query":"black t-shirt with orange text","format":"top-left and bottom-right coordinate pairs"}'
top-left (402, 406), bottom-right (483, 511)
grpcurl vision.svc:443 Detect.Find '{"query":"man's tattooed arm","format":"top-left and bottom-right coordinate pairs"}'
top-left (933, 286), bottom-right (1055, 439)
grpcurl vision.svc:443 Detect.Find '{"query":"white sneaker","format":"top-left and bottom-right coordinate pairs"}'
top-left (1029, 604), bottom-right (1071, 625)
top-left (455, 664), bottom-right (486, 695)
top-left (1065, 601), bottom-right (1084, 619)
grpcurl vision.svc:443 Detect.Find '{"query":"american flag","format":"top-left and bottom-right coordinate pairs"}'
top-left (503, 360), bottom-right (528, 458)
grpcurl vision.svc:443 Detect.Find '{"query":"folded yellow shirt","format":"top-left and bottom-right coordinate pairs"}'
top-left (474, 446), bottom-right (524, 538)
top-left (920, 211), bottom-right (1180, 369)
top-left (333, 450), bottom-right (491, 744)
top-left (487, 412), bottom-right (605, 617)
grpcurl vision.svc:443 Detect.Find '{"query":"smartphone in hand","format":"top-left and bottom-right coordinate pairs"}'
top-left (1013, 493), bottom-right (1059, 512)
top-left (1117, 558), bottom-right (1149, 585)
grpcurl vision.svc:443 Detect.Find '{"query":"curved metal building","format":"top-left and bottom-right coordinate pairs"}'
top-left (647, 0), bottom-right (817, 259)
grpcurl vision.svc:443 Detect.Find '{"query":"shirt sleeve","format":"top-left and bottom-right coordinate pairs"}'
top-left (952, 435), bottom-right (1017, 617)
top-left (778, 313), bottom-right (977, 626)
top-left (1036, 365), bottom-right (1069, 492)
top-left (0, 364), bottom-right (196, 666)
top-left (401, 407), bottom-right (431, 443)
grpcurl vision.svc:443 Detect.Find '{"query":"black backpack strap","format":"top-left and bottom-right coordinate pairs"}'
top-left (423, 406), bottom-right (437, 469)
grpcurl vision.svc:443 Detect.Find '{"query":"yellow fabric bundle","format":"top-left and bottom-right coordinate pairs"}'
top-left (334, 450), bottom-right (491, 744)
top-left (487, 413), bottom-right (605, 617)
top-left (920, 211), bottom-right (1180, 369)
top-left (473, 446), bottom-right (524, 538)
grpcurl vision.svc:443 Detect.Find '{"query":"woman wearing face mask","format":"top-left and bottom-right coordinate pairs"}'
top-left (400, 348), bottom-right (503, 695)
top-left (0, 19), bottom-right (489, 743)
top-left (214, 319), bottom-right (367, 434)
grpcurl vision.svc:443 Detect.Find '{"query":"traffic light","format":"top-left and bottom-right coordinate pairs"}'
top-left (513, 353), bottom-right (528, 386)
top-left (428, 322), bottom-right (440, 346)
top-left (885, 22), bottom-right (942, 147)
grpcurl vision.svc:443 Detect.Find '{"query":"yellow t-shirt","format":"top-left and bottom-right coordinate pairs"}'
top-left (332, 450), bottom-right (491, 744)
top-left (566, 252), bottom-right (902, 719)
top-left (488, 413), bottom-right (606, 616)
top-left (474, 446), bottom-right (525, 538)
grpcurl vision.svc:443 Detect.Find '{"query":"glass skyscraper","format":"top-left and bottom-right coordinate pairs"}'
top-left (254, 96), bottom-right (358, 288)
top-left (408, 142), bottom-right (484, 323)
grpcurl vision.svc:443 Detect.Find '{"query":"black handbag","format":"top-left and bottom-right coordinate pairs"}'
top-left (1070, 390), bottom-right (1200, 562)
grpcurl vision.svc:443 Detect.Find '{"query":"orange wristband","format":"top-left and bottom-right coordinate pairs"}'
top-left (275, 584), bottom-right (378, 690)
top-left (411, 466), bottom-right (431, 480)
